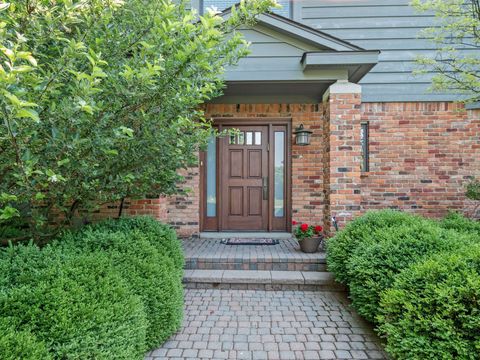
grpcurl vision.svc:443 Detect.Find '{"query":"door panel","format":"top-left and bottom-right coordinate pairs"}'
top-left (229, 187), bottom-right (243, 216)
top-left (221, 126), bottom-right (269, 231)
top-left (247, 187), bottom-right (262, 216)
top-left (229, 151), bottom-right (243, 178)
top-left (248, 150), bottom-right (262, 178)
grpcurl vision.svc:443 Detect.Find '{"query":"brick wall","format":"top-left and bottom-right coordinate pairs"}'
top-left (165, 167), bottom-right (200, 236)
top-left (93, 99), bottom-right (479, 236)
top-left (360, 103), bottom-right (480, 219)
top-left (326, 86), bottom-right (363, 229)
top-left (94, 168), bottom-right (199, 237)
top-left (78, 196), bottom-right (167, 225)
top-left (205, 103), bottom-right (327, 227)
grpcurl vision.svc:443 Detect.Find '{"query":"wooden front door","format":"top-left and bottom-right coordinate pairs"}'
top-left (201, 118), bottom-right (291, 232)
top-left (221, 125), bottom-right (269, 231)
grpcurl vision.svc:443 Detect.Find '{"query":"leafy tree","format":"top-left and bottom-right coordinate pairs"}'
top-left (0, 0), bottom-right (276, 240)
top-left (413, 0), bottom-right (480, 103)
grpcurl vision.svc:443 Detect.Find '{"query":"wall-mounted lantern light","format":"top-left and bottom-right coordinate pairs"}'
top-left (294, 124), bottom-right (313, 146)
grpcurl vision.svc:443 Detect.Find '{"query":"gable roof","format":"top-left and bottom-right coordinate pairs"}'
top-left (213, 7), bottom-right (380, 103)
top-left (254, 12), bottom-right (364, 52)
top-left (221, 8), bottom-right (364, 52)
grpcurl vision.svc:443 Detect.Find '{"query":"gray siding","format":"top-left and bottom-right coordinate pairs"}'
top-left (297, 0), bottom-right (460, 102)
top-left (225, 26), bottom-right (346, 82)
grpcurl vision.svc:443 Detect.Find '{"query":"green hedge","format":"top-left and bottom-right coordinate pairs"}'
top-left (346, 222), bottom-right (474, 322)
top-left (378, 244), bottom-right (480, 359)
top-left (0, 216), bottom-right (184, 359)
top-left (327, 210), bottom-right (480, 359)
top-left (440, 211), bottom-right (480, 235)
top-left (0, 247), bottom-right (147, 359)
top-left (326, 210), bottom-right (427, 284)
top-left (89, 216), bottom-right (184, 270)
top-left (0, 318), bottom-right (52, 360)
top-left (60, 226), bottom-right (184, 348)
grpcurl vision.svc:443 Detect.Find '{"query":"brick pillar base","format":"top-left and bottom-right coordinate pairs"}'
top-left (325, 80), bottom-right (362, 231)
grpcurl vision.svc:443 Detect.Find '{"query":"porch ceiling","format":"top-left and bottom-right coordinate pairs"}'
top-left (211, 11), bottom-right (380, 104)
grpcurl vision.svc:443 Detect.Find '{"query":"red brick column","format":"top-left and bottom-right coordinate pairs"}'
top-left (325, 80), bottom-right (363, 230)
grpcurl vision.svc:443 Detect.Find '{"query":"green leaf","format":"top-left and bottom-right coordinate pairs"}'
top-left (4, 92), bottom-right (37, 108)
top-left (35, 192), bottom-right (46, 200)
top-left (15, 108), bottom-right (40, 122)
top-left (0, 205), bottom-right (19, 221)
top-left (57, 159), bottom-right (70, 166)
top-left (0, 193), bottom-right (17, 202)
top-left (0, 3), bottom-right (10, 12)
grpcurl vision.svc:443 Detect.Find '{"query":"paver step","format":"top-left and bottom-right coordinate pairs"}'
top-left (183, 238), bottom-right (327, 271)
top-left (183, 270), bottom-right (346, 292)
top-left (185, 257), bottom-right (327, 271)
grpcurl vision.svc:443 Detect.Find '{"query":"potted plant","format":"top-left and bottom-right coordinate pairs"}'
top-left (293, 221), bottom-right (323, 253)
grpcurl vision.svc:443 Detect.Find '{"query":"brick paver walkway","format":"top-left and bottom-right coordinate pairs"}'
top-left (145, 289), bottom-right (387, 360)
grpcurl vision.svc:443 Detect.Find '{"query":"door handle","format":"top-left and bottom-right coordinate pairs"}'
top-left (262, 177), bottom-right (268, 200)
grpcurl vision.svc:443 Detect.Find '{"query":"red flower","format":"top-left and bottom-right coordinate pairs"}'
top-left (292, 220), bottom-right (297, 225)
top-left (314, 225), bottom-right (323, 234)
top-left (300, 223), bottom-right (309, 232)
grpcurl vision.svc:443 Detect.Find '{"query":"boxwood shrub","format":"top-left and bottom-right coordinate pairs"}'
top-left (345, 220), bottom-right (476, 323)
top-left (0, 246), bottom-right (148, 359)
top-left (0, 318), bottom-right (52, 360)
top-left (378, 244), bottom-right (480, 359)
top-left (59, 226), bottom-right (184, 348)
top-left (326, 210), bottom-right (427, 284)
top-left (440, 211), bottom-right (480, 235)
top-left (0, 216), bottom-right (185, 358)
top-left (89, 216), bottom-right (184, 270)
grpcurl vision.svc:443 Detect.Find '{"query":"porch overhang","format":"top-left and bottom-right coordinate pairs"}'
top-left (301, 51), bottom-right (381, 84)
top-left (210, 11), bottom-right (379, 104)
top-left (210, 50), bottom-right (379, 104)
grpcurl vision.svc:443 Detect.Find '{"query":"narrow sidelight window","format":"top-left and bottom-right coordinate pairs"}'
top-left (206, 134), bottom-right (217, 216)
top-left (274, 131), bottom-right (285, 217)
top-left (361, 122), bottom-right (369, 172)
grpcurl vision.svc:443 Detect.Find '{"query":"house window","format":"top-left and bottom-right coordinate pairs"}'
top-left (206, 134), bottom-right (217, 217)
top-left (361, 122), bottom-right (369, 172)
top-left (274, 131), bottom-right (285, 217)
top-left (201, 0), bottom-right (291, 18)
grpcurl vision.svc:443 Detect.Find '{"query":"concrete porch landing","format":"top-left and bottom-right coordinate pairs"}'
top-left (183, 238), bottom-right (326, 272)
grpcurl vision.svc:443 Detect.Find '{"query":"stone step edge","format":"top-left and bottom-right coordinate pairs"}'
top-left (185, 257), bottom-right (326, 264)
top-left (184, 262), bottom-right (327, 272)
top-left (183, 270), bottom-right (341, 287)
top-left (184, 282), bottom-right (345, 292)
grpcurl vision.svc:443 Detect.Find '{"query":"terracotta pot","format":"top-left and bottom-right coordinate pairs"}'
top-left (298, 236), bottom-right (323, 253)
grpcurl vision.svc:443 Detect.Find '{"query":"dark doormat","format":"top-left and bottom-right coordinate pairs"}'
top-left (220, 238), bottom-right (279, 245)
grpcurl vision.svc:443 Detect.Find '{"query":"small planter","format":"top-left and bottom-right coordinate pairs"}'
top-left (298, 236), bottom-right (323, 253)
top-left (292, 221), bottom-right (324, 253)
